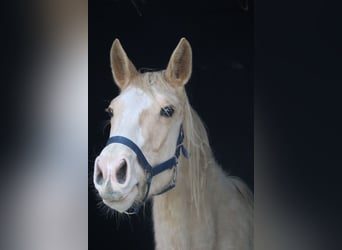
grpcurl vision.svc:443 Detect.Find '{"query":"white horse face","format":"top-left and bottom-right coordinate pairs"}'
top-left (93, 38), bottom-right (192, 213)
top-left (94, 84), bottom-right (183, 212)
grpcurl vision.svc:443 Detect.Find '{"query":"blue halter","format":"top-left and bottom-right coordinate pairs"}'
top-left (106, 125), bottom-right (189, 214)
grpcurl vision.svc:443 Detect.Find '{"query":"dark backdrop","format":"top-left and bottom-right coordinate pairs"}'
top-left (89, 0), bottom-right (253, 249)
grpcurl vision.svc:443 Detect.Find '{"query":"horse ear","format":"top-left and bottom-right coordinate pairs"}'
top-left (165, 38), bottom-right (192, 87)
top-left (110, 39), bottom-right (138, 89)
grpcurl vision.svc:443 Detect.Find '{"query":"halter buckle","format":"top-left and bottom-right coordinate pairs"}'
top-left (171, 163), bottom-right (178, 185)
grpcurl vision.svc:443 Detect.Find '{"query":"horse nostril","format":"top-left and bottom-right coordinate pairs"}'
top-left (95, 162), bottom-right (104, 186)
top-left (116, 159), bottom-right (127, 184)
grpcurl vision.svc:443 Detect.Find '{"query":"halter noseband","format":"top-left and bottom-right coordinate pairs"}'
top-left (106, 125), bottom-right (189, 214)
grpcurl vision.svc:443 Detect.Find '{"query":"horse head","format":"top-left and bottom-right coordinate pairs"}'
top-left (93, 38), bottom-right (192, 213)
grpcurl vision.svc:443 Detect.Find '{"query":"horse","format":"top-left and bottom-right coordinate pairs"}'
top-left (93, 38), bottom-right (253, 250)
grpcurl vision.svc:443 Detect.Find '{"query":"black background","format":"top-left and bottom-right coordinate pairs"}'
top-left (89, 0), bottom-right (253, 249)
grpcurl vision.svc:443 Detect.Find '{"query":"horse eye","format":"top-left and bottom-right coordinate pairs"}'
top-left (160, 105), bottom-right (175, 118)
top-left (105, 107), bottom-right (114, 118)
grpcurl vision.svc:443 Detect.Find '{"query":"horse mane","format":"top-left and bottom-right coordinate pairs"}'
top-left (183, 98), bottom-right (213, 218)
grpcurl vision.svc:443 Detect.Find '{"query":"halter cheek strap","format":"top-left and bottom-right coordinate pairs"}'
top-left (106, 125), bottom-right (189, 214)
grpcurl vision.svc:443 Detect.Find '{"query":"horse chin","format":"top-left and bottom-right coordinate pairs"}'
top-left (102, 186), bottom-right (139, 213)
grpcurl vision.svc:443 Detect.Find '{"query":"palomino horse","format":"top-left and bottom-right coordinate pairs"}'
top-left (93, 38), bottom-right (253, 249)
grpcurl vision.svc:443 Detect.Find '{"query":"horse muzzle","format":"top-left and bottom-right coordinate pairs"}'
top-left (93, 155), bottom-right (139, 213)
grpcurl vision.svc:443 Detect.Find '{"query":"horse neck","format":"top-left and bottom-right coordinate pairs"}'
top-left (151, 158), bottom-right (196, 222)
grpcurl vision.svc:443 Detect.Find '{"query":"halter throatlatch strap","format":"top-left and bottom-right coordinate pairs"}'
top-left (106, 125), bottom-right (189, 214)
